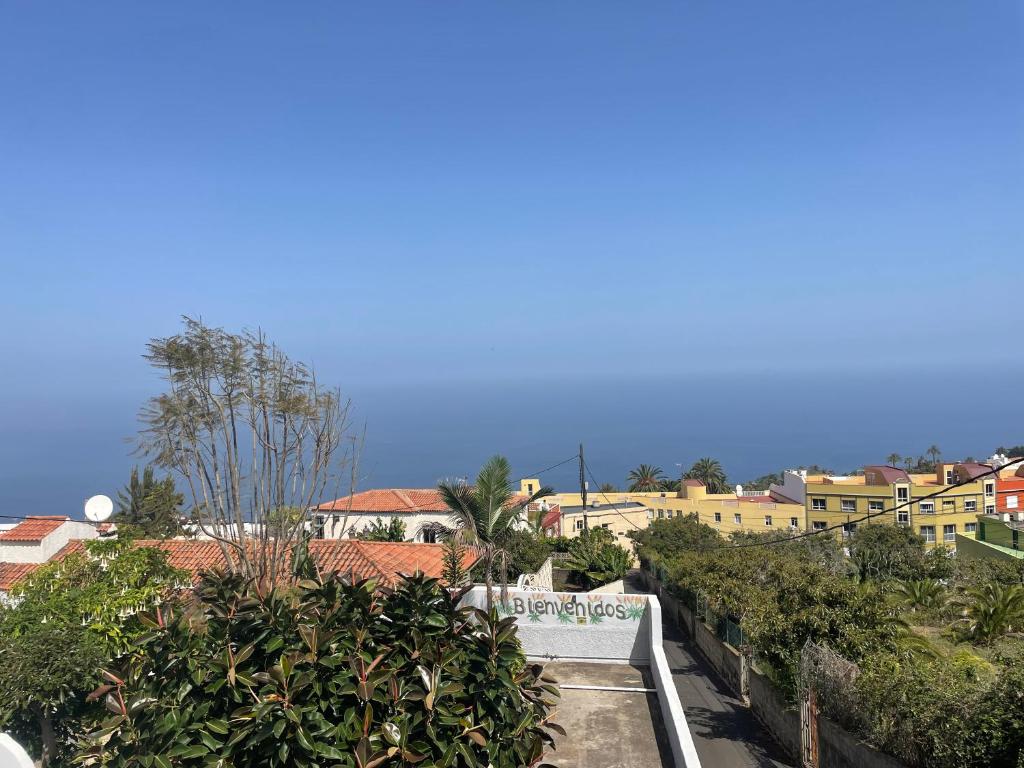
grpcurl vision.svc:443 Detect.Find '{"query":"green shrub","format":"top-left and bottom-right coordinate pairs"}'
top-left (82, 572), bottom-right (560, 768)
top-left (565, 529), bottom-right (631, 589)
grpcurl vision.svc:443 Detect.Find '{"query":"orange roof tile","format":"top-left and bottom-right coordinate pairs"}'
top-left (54, 538), bottom-right (478, 589)
top-left (0, 516), bottom-right (69, 543)
top-left (316, 488), bottom-right (527, 515)
top-left (317, 489), bottom-right (449, 513)
top-left (0, 562), bottom-right (40, 590)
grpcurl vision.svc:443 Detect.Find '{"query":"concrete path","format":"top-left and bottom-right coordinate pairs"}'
top-left (625, 572), bottom-right (795, 768)
top-left (544, 662), bottom-right (674, 768)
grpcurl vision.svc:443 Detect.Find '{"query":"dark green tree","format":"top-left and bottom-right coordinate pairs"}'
top-left (115, 466), bottom-right (184, 538)
top-left (848, 524), bottom-right (928, 583)
top-left (627, 464), bottom-right (666, 492)
top-left (441, 534), bottom-right (469, 588)
top-left (80, 573), bottom-right (560, 768)
top-left (683, 457), bottom-right (730, 494)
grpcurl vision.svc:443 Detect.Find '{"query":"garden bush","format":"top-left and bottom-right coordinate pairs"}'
top-left (81, 571), bottom-right (560, 768)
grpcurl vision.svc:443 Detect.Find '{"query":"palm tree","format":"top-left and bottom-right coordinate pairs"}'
top-left (955, 582), bottom-right (1024, 644)
top-left (660, 479), bottom-right (681, 493)
top-left (438, 455), bottom-right (551, 611)
top-left (627, 464), bottom-right (666, 492)
top-left (684, 458), bottom-right (729, 494)
top-left (886, 453), bottom-right (901, 468)
top-left (927, 445), bottom-right (942, 465)
top-left (893, 579), bottom-right (945, 613)
top-left (598, 483), bottom-right (618, 494)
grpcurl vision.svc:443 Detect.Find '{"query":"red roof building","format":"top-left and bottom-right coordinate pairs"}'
top-left (53, 538), bottom-right (477, 590)
top-left (314, 488), bottom-right (526, 543)
top-left (0, 562), bottom-right (40, 591)
top-left (0, 516), bottom-right (69, 543)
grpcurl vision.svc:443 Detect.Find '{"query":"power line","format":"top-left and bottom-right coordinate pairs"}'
top-left (582, 460), bottom-right (647, 530)
top-left (525, 454), bottom-right (579, 478)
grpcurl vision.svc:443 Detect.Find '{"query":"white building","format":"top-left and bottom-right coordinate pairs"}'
top-left (313, 489), bottom-right (455, 542)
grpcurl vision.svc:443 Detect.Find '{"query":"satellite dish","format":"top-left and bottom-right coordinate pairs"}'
top-left (84, 494), bottom-right (114, 523)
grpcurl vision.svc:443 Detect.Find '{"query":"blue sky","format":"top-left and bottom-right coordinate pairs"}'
top-left (1, 3), bottom-right (1022, 511)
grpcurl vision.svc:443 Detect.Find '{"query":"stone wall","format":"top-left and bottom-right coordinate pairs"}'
top-left (748, 669), bottom-right (800, 759)
top-left (817, 717), bottom-right (906, 768)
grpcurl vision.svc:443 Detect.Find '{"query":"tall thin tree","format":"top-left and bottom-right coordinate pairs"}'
top-left (138, 317), bottom-right (357, 583)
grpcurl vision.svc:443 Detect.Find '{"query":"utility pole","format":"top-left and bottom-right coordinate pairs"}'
top-left (579, 443), bottom-right (589, 531)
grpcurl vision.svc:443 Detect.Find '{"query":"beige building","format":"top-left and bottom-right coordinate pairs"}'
top-left (528, 477), bottom-right (805, 547)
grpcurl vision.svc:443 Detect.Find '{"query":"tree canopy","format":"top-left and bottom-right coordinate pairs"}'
top-left (115, 465), bottom-right (184, 538)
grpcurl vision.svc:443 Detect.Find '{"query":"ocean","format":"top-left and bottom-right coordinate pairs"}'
top-left (2, 370), bottom-right (1021, 517)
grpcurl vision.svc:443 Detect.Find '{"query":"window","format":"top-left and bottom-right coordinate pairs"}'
top-left (919, 501), bottom-right (935, 514)
top-left (527, 483), bottom-right (534, 494)
top-left (945, 470), bottom-right (954, 484)
top-left (765, 515), bottom-right (773, 527)
top-left (985, 482), bottom-right (995, 498)
top-left (657, 509), bottom-right (664, 519)
top-left (897, 487), bottom-right (909, 503)
top-left (841, 499), bottom-right (856, 513)
top-left (897, 509), bottom-right (909, 525)
top-left (943, 524), bottom-right (956, 542)
top-left (734, 513), bottom-right (742, 525)
top-left (790, 517), bottom-right (799, 528)
top-left (868, 500), bottom-right (885, 513)
top-left (986, 504), bottom-right (996, 515)
top-left (1009, 495), bottom-right (1019, 510)
top-left (942, 498), bottom-right (955, 510)
top-left (714, 512), bottom-right (721, 523)
top-left (667, 510), bottom-right (674, 519)
top-left (965, 500), bottom-right (977, 512)
top-left (576, 519), bottom-right (584, 531)
top-left (965, 522), bottom-right (977, 534)
top-left (842, 522), bottom-right (857, 538)
top-left (812, 521), bottom-right (827, 531)
top-left (920, 525), bottom-right (936, 543)
top-left (421, 528), bottom-right (438, 544)
top-left (314, 515), bottom-right (326, 540)
top-left (811, 498), bottom-right (826, 511)
top-left (601, 523), bottom-right (610, 529)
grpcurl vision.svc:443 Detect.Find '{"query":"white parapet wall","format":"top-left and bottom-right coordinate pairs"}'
top-left (459, 587), bottom-right (702, 768)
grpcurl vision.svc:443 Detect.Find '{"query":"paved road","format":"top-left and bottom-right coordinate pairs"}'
top-left (625, 573), bottom-right (795, 768)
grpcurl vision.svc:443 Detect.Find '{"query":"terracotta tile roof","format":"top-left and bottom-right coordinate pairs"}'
top-left (683, 479), bottom-right (704, 487)
top-left (317, 489), bottom-right (450, 514)
top-left (54, 538), bottom-right (478, 589)
top-left (0, 562), bottom-right (40, 590)
top-left (540, 505), bottom-right (561, 530)
top-left (316, 488), bottom-right (527, 515)
top-left (0, 516), bottom-right (69, 543)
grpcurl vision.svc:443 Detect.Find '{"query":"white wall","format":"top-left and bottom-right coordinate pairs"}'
top-left (769, 470), bottom-right (807, 505)
top-left (318, 511), bottom-right (452, 541)
top-left (460, 587), bottom-right (652, 663)
top-left (0, 520), bottom-right (98, 564)
top-left (459, 587), bottom-right (702, 768)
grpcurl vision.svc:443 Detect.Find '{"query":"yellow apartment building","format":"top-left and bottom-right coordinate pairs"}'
top-left (523, 477), bottom-right (805, 548)
top-left (800, 462), bottom-right (995, 548)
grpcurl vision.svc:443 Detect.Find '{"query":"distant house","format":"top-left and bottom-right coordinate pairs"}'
top-left (0, 516), bottom-right (98, 564)
top-left (313, 487), bottom-right (529, 543)
top-left (0, 516), bottom-right (101, 598)
top-left (53, 538), bottom-right (477, 589)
